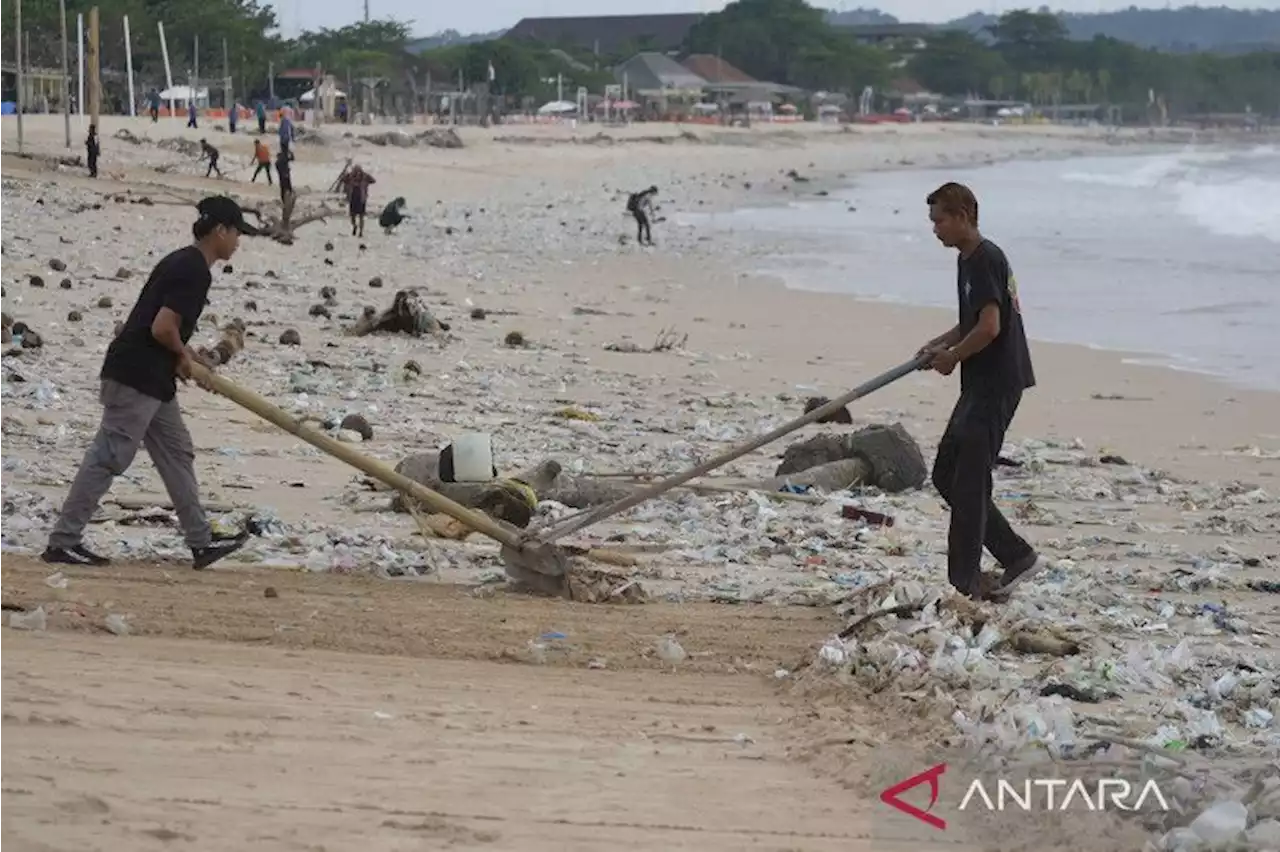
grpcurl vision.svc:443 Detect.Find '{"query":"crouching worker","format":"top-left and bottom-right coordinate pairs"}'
top-left (379, 197), bottom-right (409, 234)
top-left (42, 196), bottom-right (259, 570)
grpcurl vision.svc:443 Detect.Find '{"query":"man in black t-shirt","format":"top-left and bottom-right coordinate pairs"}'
top-left (275, 150), bottom-right (293, 206)
top-left (201, 139), bottom-right (223, 178)
top-left (918, 182), bottom-right (1039, 601)
top-left (44, 196), bottom-right (259, 570)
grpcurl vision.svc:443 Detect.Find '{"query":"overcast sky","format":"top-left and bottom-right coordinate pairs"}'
top-left (271, 1), bottom-right (1280, 38)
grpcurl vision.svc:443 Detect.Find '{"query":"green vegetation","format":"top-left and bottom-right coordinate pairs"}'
top-left (907, 9), bottom-right (1278, 115)
top-left (11, 0), bottom-right (1276, 116)
top-left (683, 1), bottom-right (1276, 115)
top-left (684, 0), bottom-right (892, 92)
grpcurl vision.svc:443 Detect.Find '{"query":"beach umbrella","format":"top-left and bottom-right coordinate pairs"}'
top-left (537, 100), bottom-right (577, 115)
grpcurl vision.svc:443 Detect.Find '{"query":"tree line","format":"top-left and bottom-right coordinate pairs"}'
top-left (10, 0), bottom-right (1277, 116)
top-left (905, 9), bottom-right (1278, 116)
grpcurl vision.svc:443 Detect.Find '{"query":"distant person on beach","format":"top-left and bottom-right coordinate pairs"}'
top-left (278, 108), bottom-right (295, 159)
top-left (251, 138), bottom-right (273, 184)
top-left (42, 196), bottom-right (257, 570)
top-left (256, 101), bottom-right (267, 134)
top-left (187, 101), bottom-right (198, 129)
top-left (917, 181), bottom-right (1038, 602)
top-left (341, 165), bottom-right (375, 237)
top-left (86, 124), bottom-right (100, 178)
top-left (200, 139), bottom-right (222, 178)
top-left (228, 100), bottom-right (238, 134)
top-left (275, 150), bottom-right (293, 206)
top-left (337, 101), bottom-right (349, 123)
top-left (626, 185), bottom-right (658, 246)
top-left (149, 89), bottom-right (161, 122)
top-left (379, 197), bottom-right (408, 234)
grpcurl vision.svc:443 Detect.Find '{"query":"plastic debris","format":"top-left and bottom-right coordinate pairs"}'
top-left (8, 606), bottom-right (47, 631)
top-left (1188, 801), bottom-right (1248, 845)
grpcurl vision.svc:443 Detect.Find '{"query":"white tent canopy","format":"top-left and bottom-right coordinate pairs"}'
top-left (158, 85), bottom-right (209, 104)
top-left (537, 100), bottom-right (577, 115)
top-left (300, 87), bottom-right (347, 102)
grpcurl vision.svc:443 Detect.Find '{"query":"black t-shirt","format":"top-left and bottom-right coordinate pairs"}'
top-left (101, 245), bottom-right (212, 402)
top-left (956, 239), bottom-right (1035, 395)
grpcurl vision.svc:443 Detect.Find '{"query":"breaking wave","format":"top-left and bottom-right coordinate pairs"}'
top-left (1062, 146), bottom-right (1280, 244)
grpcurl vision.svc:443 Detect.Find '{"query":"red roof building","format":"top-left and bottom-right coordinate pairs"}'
top-left (680, 54), bottom-right (756, 84)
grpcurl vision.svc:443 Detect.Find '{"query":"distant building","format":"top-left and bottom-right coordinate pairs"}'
top-left (678, 55), bottom-right (803, 104)
top-left (616, 52), bottom-right (707, 95)
top-left (836, 22), bottom-right (935, 50)
top-left (505, 13), bottom-right (705, 56)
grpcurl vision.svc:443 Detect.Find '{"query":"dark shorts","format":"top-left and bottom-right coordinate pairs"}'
top-left (350, 198), bottom-right (367, 216)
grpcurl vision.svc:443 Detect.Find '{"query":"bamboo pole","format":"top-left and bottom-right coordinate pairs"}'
top-left (77, 13), bottom-right (84, 119)
top-left (60, 0), bottom-right (71, 147)
top-left (123, 15), bottom-right (136, 116)
top-left (15, 0), bottom-right (24, 153)
top-left (188, 365), bottom-right (526, 550)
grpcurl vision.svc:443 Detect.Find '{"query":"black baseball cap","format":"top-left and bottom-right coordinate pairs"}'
top-left (196, 195), bottom-right (261, 236)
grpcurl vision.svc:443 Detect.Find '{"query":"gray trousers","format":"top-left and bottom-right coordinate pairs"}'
top-left (49, 379), bottom-right (212, 550)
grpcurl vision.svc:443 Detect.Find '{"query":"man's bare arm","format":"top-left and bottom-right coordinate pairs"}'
top-left (924, 324), bottom-right (964, 350)
top-left (950, 304), bottom-right (1000, 361)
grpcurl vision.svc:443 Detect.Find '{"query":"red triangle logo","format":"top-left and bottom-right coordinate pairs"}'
top-left (880, 762), bottom-right (947, 830)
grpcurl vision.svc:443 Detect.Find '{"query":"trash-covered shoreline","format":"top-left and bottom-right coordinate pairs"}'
top-left (3, 122), bottom-right (1279, 850)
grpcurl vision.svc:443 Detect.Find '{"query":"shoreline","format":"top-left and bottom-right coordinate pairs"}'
top-left (681, 144), bottom-right (1279, 395)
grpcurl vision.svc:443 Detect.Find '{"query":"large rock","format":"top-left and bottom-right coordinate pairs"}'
top-left (774, 423), bottom-right (927, 493)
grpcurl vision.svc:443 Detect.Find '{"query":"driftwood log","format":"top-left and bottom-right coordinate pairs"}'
top-left (390, 454), bottom-right (644, 527)
top-left (389, 445), bottom-right (916, 527)
top-left (348, 289), bottom-right (448, 337)
top-left (142, 193), bottom-right (339, 246)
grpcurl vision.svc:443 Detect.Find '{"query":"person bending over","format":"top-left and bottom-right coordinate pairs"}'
top-left (626, 185), bottom-right (658, 246)
top-left (379, 197), bottom-right (409, 234)
top-left (200, 139), bottom-right (222, 178)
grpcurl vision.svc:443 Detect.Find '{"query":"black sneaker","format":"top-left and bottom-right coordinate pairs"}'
top-left (41, 544), bottom-right (111, 567)
top-left (192, 531), bottom-right (249, 570)
top-left (990, 553), bottom-right (1042, 599)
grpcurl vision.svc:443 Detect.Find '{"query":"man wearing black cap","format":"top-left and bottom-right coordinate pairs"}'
top-left (43, 196), bottom-right (260, 570)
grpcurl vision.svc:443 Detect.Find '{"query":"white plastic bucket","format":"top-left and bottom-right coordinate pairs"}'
top-left (451, 433), bottom-right (494, 482)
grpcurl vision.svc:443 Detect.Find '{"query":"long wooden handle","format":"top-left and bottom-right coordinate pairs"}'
top-left (190, 364), bottom-right (525, 549)
top-left (540, 354), bottom-right (929, 543)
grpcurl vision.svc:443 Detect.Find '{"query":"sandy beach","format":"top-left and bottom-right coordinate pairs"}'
top-left (3, 116), bottom-right (1279, 851)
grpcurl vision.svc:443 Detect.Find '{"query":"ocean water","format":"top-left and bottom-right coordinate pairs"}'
top-left (683, 145), bottom-right (1280, 391)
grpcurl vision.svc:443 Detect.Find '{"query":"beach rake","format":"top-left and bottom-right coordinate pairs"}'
top-left (191, 354), bottom-right (927, 592)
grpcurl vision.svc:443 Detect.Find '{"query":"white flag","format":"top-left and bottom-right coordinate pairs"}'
top-left (488, 61), bottom-right (496, 82)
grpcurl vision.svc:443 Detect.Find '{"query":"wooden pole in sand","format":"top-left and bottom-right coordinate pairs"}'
top-left (15, 0), bottom-right (24, 153)
top-left (87, 6), bottom-right (101, 130)
top-left (60, 0), bottom-right (71, 148)
top-left (222, 38), bottom-right (231, 116)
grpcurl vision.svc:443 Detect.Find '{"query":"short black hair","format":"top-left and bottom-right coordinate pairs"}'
top-left (193, 216), bottom-right (218, 240)
top-left (926, 182), bottom-right (979, 226)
